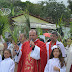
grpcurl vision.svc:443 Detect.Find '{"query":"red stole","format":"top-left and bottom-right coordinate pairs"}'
top-left (17, 39), bottom-right (47, 72)
top-left (49, 41), bottom-right (56, 58)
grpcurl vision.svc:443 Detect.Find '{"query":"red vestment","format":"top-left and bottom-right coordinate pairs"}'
top-left (17, 39), bottom-right (47, 72)
top-left (70, 65), bottom-right (72, 72)
top-left (49, 41), bottom-right (56, 58)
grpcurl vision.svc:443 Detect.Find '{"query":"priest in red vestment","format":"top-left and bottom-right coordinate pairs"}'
top-left (14, 29), bottom-right (47, 72)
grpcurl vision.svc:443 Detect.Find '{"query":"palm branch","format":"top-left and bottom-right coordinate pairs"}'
top-left (36, 27), bottom-right (43, 37)
top-left (23, 10), bottom-right (30, 30)
top-left (0, 11), bottom-right (9, 37)
top-left (18, 24), bottom-right (29, 38)
top-left (11, 25), bottom-right (20, 44)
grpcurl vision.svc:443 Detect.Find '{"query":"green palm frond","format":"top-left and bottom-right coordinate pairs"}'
top-left (23, 10), bottom-right (30, 30)
top-left (69, 22), bottom-right (72, 36)
top-left (2, 23), bottom-right (11, 39)
top-left (56, 22), bottom-right (57, 28)
top-left (0, 11), bottom-right (9, 36)
top-left (36, 27), bottom-right (43, 36)
top-left (12, 7), bottom-right (15, 16)
top-left (18, 24), bottom-right (29, 38)
top-left (57, 15), bottom-right (63, 27)
top-left (24, 14), bottom-right (30, 29)
top-left (2, 23), bottom-right (20, 43)
top-left (11, 25), bottom-right (20, 43)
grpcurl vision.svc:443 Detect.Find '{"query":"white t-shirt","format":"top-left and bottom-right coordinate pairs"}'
top-left (0, 58), bottom-right (15, 72)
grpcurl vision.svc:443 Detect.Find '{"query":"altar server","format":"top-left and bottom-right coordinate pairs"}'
top-left (44, 45), bottom-right (66, 72)
top-left (0, 49), bottom-right (15, 72)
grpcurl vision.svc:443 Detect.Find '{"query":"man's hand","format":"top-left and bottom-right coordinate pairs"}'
top-left (14, 44), bottom-right (19, 51)
top-left (30, 41), bottom-right (35, 47)
top-left (54, 66), bottom-right (60, 72)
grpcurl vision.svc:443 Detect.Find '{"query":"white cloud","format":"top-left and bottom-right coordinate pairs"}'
top-left (21, 0), bottom-right (47, 3)
top-left (21, 0), bottom-right (68, 6)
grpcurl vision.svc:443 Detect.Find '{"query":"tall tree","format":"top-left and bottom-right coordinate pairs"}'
top-left (68, 0), bottom-right (72, 13)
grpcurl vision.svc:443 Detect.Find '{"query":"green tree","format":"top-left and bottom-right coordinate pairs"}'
top-left (68, 0), bottom-right (72, 13)
top-left (0, 1), bottom-right (11, 8)
top-left (43, 1), bottom-right (70, 23)
top-left (69, 22), bottom-right (72, 36)
top-left (26, 1), bottom-right (71, 23)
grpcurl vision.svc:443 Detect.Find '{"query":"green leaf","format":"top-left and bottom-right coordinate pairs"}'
top-left (12, 7), bottom-right (15, 16)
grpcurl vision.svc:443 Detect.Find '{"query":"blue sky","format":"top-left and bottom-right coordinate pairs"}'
top-left (21, 0), bottom-right (68, 6)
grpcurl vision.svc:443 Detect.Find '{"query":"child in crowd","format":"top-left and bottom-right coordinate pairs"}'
top-left (0, 43), bottom-right (4, 61)
top-left (0, 54), bottom-right (2, 62)
top-left (44, 45), bottom-right (66, 72)
top-left (0, 49), bottom-right (15, 72)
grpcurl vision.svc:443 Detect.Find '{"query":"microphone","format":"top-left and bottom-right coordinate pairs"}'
top-left (30, 39), bottom-right (33, 47)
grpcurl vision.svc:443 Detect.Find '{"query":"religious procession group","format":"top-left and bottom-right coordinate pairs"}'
top-left (0, 29), bottom-right (72, 72)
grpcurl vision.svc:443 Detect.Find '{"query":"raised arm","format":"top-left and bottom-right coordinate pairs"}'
top-left (13, 44), bottom-right (22, 63)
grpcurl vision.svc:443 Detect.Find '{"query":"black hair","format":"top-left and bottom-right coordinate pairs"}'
top-left (46, 39), bottom-right (51, 42)
top-left (3, 49), bottom-right (12, 58)
top-left (39, 38), bottom-right (44, 42)
top-left (51, 31), bottom-right (58, 37)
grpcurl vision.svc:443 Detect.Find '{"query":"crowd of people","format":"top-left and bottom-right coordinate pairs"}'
top-left (0, 29), bottom-right (72, 72)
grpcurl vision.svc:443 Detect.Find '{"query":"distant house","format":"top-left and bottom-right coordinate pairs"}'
top-left (11, 13), bottom-right (56, 32)
top-left (10, 13), bottom-right (71, 38)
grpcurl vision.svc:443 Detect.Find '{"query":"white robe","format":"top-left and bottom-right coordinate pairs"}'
top-left (65, 45), bottom-right (71, 63)
top-left (19, 43), bottom-right (22, 50)
top-left (0, 54), bottom-right (2, 62)
top-left (66, 44), bottom-right (72, 72)
top-left (46, 41), bottom-right (66, 60)
top-left (15, 45), bottom-right (40, 63)
top-left (44, 58), bottom-right (66, 72)
top-left (0, 58), bottom-right (15, 72)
